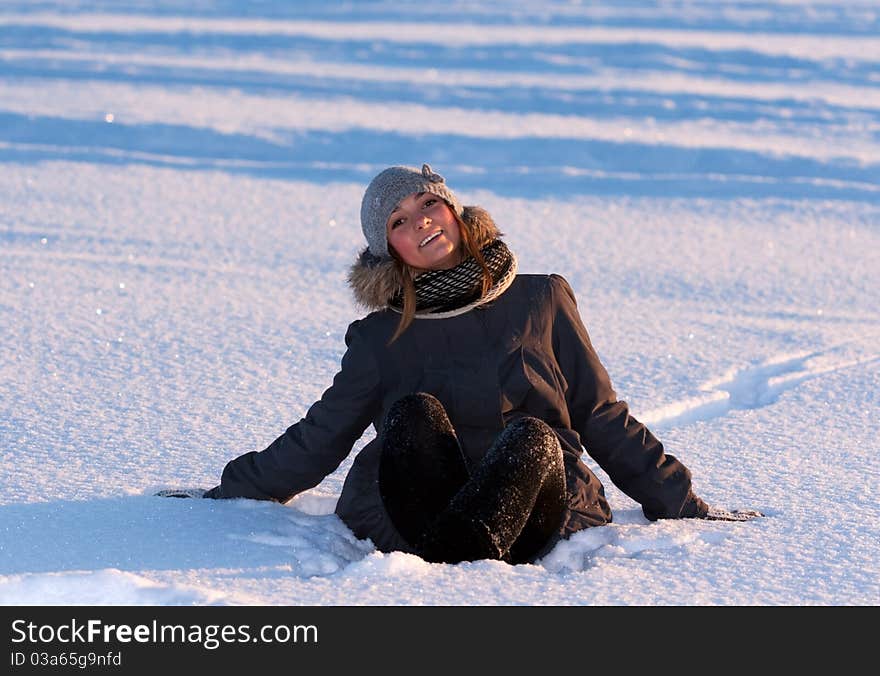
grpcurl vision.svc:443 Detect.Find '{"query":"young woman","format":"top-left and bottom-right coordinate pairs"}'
top-left (160, 164), bottom-right (761, 564)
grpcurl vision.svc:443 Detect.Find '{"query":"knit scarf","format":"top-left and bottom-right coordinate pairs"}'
top-left (389, 240), bottom-right (518, 319)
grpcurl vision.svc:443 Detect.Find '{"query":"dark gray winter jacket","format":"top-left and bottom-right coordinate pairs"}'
top-left (210, 228), bottom-right (697, 554)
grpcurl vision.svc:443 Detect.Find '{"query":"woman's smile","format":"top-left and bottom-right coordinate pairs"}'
top-left (419, 230), bottom-right (444, 248)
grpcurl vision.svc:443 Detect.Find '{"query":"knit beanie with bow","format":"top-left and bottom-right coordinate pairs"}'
top-left (360, 163), bottom-right (463, 260)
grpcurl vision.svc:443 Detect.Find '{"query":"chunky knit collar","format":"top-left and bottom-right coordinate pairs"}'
top-left (388, 240), bottom-right (517, 318)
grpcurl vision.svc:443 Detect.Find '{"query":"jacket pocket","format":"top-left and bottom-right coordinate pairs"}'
top-left (522, 346), bottom-right (568, 397)
top-left (498, 344), bottom-right (569, 420)
top-left (498, 345), bottom-right (531, 415)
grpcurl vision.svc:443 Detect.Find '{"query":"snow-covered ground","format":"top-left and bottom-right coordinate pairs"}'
top-left (1, 0), bottom-right (878, 605)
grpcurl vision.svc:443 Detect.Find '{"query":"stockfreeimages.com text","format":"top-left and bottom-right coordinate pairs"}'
top-left (11, 619), bottom-right (317, 650)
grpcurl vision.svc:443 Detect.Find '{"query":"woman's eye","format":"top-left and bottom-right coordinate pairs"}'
top-left (423, 198), bottom-right (437, 208)
top-left (391, 218), bottom-right (404, 228)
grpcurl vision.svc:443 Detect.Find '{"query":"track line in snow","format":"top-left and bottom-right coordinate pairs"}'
top-left (641, 341), bottom-right (880, 429)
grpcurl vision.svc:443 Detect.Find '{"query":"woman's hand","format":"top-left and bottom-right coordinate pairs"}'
top-left (704, 506), bottom-right (764, 521)
top-left (154, 488), bottom-right (208, 498)
top-left (681, 490), bottom-right (763, 521)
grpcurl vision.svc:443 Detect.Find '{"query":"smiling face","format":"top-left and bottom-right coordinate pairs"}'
top-left (386, 192), bottom-right (463, 272)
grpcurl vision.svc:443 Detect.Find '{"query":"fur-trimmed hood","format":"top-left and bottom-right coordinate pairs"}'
top-left (347, 205), bottom-right (503, 311)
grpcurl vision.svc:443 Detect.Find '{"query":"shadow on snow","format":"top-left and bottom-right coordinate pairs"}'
top-left (0, 496), bottom-right (371, 576)
top-left (1, 112), bottom-right (877, 202)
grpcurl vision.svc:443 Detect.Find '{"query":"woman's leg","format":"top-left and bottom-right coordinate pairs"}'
top-left (418, 416), bottom-right (566, 564)
top-left (379, 392), bottom-right (471, 546)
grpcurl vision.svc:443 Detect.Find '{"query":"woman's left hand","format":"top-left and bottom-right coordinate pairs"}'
top-left (680, 490), bottom-right (763, 520)
top-left (703, 506), bottom-right (764, 521)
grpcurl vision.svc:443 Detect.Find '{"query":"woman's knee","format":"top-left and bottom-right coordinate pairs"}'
top-left (506, 415), bottom-right (554, 435)
top-left (381, 392), bottom-right (460, 463)
top-left (503, 417), bottom-right (562, 461)
top-left (385, 392), bottom-right (447, 426)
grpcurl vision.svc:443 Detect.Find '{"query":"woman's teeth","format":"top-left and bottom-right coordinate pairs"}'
top-left (419, 231), bottom-right (442, 247)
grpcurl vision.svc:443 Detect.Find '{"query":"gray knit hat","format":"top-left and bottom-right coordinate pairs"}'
top-left (360, 163), bottom-right (463, 259)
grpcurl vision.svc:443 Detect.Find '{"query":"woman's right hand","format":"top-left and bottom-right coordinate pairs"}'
top-left (154, 487), bottom-right (209, 498)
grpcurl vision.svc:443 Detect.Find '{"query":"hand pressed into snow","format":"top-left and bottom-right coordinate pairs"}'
top-left (704, 506), bottom-right (764, 521)
top-left (680, 491), bottom-right (763, 521)
top-left (154, 488), bottom-right (207, 499)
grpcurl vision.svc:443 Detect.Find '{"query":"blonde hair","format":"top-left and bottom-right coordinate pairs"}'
top-left (387, 209), bottom-right (493, 346)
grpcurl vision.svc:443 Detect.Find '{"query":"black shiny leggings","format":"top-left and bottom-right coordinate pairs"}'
top-left (378, 393), bottom-right (566, 564)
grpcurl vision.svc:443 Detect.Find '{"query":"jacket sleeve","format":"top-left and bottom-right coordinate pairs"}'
top-left (548, 274), bottom-right (694, 520)
top-left (213, 319), bottom-right (382, 503)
